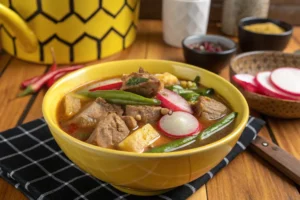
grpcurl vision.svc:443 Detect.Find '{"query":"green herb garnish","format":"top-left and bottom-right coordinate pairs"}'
top-left (194, 75), bottom-right (201, 86)
top-left (126, 77), bottom-right (148, 86)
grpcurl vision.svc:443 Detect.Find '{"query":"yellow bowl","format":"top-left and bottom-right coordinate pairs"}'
top-left (42, 60), bottom-right (249, 196)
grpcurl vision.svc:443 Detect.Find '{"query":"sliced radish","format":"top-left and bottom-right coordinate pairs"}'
top-left (270, 67), bottom-right (300, 96)
top-left (255, 71), bottom-right (299, 100)
top-left (156, 89), bottom-right (193, 113)
top-left (158, 111), bottom-right (201, 138)
top-left (87, 78), bottom-right (122, 91)
top-left (232, 74), bottom-right (259, 93)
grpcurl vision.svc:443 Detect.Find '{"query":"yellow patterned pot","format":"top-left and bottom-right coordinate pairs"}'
top-left (0, 0), bottom-right (140, 64)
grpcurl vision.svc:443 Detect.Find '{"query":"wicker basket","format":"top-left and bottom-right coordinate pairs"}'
top-left (230, 51), bottom-right (300, 118)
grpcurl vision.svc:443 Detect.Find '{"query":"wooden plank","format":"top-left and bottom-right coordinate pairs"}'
top-left (0, 53), bottom-right (12, 75)
top-left (207, 150), bottom-right (300, 200)
top-left (145, 20), bottom-right (207, 200)
top-left (0, 58), bottom-right (47, 131)
top-left (0, 58), bottom-right (47, 200)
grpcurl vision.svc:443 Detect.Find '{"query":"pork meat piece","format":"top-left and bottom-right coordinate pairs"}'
top-left (67, 97), bottom-right (123, 128)
top-left (193, 96), bottom-right (228, 120)
top-left (120, 67), bottom-right (163, 97)
top-left (86, 113), bottom-right (130, 148)
top-left (125, 105), bottom-right (162, 123)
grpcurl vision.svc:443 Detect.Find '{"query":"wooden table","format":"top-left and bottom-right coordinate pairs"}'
top-left (0, 20), bottom-right (299, 200)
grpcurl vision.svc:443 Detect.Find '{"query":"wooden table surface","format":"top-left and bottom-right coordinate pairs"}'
top-left (0, 20), bottom-right (300, 200)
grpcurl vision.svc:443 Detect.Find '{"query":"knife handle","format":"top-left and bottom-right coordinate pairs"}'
top-left (250, 135), bottom-right (300, 186)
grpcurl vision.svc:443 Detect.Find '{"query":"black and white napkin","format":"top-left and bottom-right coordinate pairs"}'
top-left (0, 117), bottom-right (265, 200)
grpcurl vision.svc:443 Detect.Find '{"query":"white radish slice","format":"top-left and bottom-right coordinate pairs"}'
top-left (255, 71), bottom-right (298, 100)
top-left (232, 74), bottom-right (259, 93)
top-left (270, 67), bottom-right (300, 96)
top-left (158, 111), bottom-right (201, 138)
top-left (85, 78), bottom-right (122, 90)
top-left (156, 89), bottom-right (193, 113)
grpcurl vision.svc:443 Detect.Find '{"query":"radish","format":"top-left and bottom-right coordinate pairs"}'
top-left (87, 78), bottom-right (123, 91)
top-left (156, 89), bottom-right (193, 113)
top-left (158, 111), bottom-right (201, 138)
top-left (232, 74), bottom-right (259, 93)
top-left (255, 71), bottom-right (298, 100)
top-left (270, 67), bottom-right (300, 96)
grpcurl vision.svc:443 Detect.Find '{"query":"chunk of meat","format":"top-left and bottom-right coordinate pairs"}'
top-left (64, 94), bottom-right (81, 117)
top-left (125, 105), bottom-right (162, 123)
top-left (86, 113), bottom-right (130, 148)
top-left (67, 98), bottom-right (123, 128)
top-left (121, 67), bottom-right (163, 97)
top-left (121, 116), bottom-right (138, 130)
top-left (193, 96), bottom-right (228, 120)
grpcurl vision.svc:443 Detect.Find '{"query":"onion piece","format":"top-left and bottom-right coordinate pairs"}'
top-left (255, 71), bottom-right (298, 100)
top-left (232, 74), bottom-right (259, 93)
top-left (158, 111), bottom-right (201, 138)
top-left (156, 89), bottom-right (193, 113)
top-left (270, 67), bottom-right (300, 96)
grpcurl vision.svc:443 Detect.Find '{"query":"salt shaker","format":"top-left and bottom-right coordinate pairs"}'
top-left (163, 0), bottom-right (211, 47)
top-left (221, 0), bottom-right (270, 36)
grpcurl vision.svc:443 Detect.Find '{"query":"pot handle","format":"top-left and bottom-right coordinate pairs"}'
top-left (0, 3), bottom-right (38, 53)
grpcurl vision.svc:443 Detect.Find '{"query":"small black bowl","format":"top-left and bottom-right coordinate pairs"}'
top-left (182, 35), bottom-right (237, 73)
top-left (238, 17), bottom-right (293, 52)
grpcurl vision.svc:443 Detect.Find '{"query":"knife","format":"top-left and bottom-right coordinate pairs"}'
top-left (250, 135), bottom-right (300, 186)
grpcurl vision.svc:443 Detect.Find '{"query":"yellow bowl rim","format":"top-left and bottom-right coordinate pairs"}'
top-left (42, 59), bottom-right (249, 158)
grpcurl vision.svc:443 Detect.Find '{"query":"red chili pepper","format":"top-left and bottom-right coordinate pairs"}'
top-left (46, 47), bottom-right (57, 86)
top-left (18, 65), bottom-right (84, 97)
top-left (20, 48), bottom-right (56, 89)
top-left (90, 82), bottom-right (123, 91)
top-left (68, 124), bottom-right (78, 134)
top-left (46, 71), bottom-right (67, 88)
top-left (21, 75), bottom-right (41, 89)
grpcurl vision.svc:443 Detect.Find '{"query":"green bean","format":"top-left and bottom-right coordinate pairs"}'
top-left (77, 90), bottom-right (161, 106)
top-left (146, 112), bottom-right (237, 153)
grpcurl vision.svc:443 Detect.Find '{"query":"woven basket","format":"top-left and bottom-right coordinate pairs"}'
top-left (230, 51), bottom-right (300, 118)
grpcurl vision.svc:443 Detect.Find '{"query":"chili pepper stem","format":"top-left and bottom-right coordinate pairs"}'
top-left (17, 86), bottom-right (34, 97)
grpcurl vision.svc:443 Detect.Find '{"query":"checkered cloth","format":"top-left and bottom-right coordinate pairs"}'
top-left (0, 117), bottom-right (265, 200)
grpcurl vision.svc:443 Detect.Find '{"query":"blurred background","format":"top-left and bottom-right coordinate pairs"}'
top-left (140, 0), bottom-right (300, 25)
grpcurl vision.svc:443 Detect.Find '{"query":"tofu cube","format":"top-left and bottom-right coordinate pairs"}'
top-left (64, 94), bottom-right (81, 117)
top-left (118, 124), bottom-right (160, 153)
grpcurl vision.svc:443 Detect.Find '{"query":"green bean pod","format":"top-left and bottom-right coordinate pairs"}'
top-left (146, 112), bottom-right (237, 153)
top-left (77, 90), bottom-right (161, 106)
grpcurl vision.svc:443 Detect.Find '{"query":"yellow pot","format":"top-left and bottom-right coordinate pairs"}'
top-left (42, 60), bottom-right (249, 196)
top-left (0, 0), bottom-right (140, 64)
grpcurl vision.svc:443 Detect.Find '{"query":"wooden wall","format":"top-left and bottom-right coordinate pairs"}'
top-left (140, 0), bottom-right (300, 25)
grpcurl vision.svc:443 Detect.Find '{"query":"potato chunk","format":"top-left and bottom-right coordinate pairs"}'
top-left (155, 72), bottom-right (179, 86)
top-left (118, 124), bottom-right (160, 153)
top-left (64, 94), bottom-right (81, 117)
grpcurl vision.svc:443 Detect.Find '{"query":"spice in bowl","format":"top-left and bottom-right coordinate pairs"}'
top-left (243, 22), bottom-right (285, 34)
top-left (189, 42), bottom-right (225, 53)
